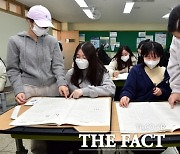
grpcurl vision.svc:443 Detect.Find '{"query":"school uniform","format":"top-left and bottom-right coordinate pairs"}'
top-left (65, 68), bottom-right (116, 97)
top-left (120, 64), bottom-right (171, 101)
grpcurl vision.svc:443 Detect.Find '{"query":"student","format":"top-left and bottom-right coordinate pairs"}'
top-left (66, 42), bottom-right (115, 98)
top-left (107, 45), bottom-right (137, 77)
top-left (6, 5), bottom-right (69, 154)
top-left (47, 42), bottom-right (115, 154)
top-left (96, 43), bottom-right (111, 65)
top-left (119, 41), bottom-right (171, 154)
top-left (119, 41), bottom-right (171, 107)
top-left (0, 58), bottom-right (7, 92)
top-left (167, 4), bottom-right (180, 109)
top-left (137, 39), bottom-right (150, 64)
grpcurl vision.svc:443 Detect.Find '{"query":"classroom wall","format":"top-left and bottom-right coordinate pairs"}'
top-left (0, 11), bottom-right (27, 61)
top-left (68, 23), bottom-right (167, 31)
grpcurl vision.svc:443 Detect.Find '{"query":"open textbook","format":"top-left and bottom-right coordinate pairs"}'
top-left (116, 102), bottom-right (180, 133)
top-left (10, 97), bottom-right (111, 126)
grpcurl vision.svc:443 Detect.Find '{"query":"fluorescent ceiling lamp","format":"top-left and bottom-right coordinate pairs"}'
top-left (123, 2), bottom-right (135, 13)
top-left (162, 13), bottom-right (170, 19)
top-left (83, 9), bottom-right (94, 19)
top-left (75, 0), bottom-right (88, 7)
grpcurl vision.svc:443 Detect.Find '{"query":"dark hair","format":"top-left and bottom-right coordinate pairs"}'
top-left (26, 17), bottom-right (34, 23)
top-left (141, 41), bottom-right (164, 67)
top-left (113, 45), bottom-right (135, 70)
top-left (168, 4), bottom-right (180, 32)
top-left (138, 39), bottom-right (151, 49)
top-left (71, 42), bottom-right (106, 88)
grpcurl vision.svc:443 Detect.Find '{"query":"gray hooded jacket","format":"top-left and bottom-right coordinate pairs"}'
top-left (6, 31), bottom-right (67, 96)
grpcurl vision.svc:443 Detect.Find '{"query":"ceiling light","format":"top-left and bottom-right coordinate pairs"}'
top-left (75, 0), bottom-right (88, 8)
top-left (123, 2), bottom-right (135, 13)
top-left (83, 9), bottom-right (94, 19)
top-left (162, 13), bottom-right (170, 19)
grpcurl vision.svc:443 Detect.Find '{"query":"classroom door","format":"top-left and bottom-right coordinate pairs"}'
top-left (60, 31), bottom-right (79, 70)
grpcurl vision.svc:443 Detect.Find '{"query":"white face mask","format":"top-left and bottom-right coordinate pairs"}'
top-left (144, 59), bottom-right (160, 69)
top-left (75, 58), bottom-right (89, 69)
top-left (32, 24), bottom-right (49, 36)
top-left (121, 55), bottom-right (129, 62)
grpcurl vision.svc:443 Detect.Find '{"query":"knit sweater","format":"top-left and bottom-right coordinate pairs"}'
top-left (120, 64), bottom-right (171, 101)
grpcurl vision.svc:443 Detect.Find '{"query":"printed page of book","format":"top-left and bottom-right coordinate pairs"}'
top-left (63, 97), bottom-right (111, 126)
top-left (150, 102), bottom-right (180, 132)
top-left (10, 97), bottom-right (111, 126)
top-left (10, 97), bottom-right (74, 126)
top-left (115, 102), bottom-right (180, 133)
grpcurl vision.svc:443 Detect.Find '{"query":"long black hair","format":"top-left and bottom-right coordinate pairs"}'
top-left (113, 45), bottom-right (135, 70)
top-left (71, 42), bottom-right (106, 88)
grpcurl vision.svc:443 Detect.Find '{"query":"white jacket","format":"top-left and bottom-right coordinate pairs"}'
top-left (167, 36), bottom-right (180, 93)
top-left (107, 56), bottom-right (137, 77)
top-left (0, 59), bottom-right (7, 92)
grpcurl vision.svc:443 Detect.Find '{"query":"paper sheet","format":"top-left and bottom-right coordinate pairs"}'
top-left (10, 97), bottom-right (111, 126)
top-left (116, 102), bottom-right (180, 133)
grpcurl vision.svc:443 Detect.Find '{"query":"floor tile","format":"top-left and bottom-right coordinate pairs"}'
top-left (0, 134), bottom-right (14, 151)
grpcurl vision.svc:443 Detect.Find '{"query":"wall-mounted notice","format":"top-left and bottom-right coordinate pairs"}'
top-left (110, 32), bottom-right (117, 37)
top-left (138, 32), bottom-right (146, 37)
top-left (90, 37), bottom-right (100, 49)
top-left (155, 33), bottom-right (166, 48)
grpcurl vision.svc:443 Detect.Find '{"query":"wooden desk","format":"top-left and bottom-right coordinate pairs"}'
top-left (111, 101), bottom-right (180, 146)
top-left (0, 98), bottom-right (111, 153)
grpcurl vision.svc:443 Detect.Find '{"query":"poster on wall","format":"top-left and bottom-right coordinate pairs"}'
top-left (110, 32), bottom-right (117, 38)
top-left (79, 34), bottom-right (85, 43)
top-left (145, 35), bottom-right (153, 41)
top-left (136, 37), bottom-right (146, 48)
top-left (100, 37), bottom-right (109, 46)
top-left (90, 37), bottom-right (100, 49)
top-left (155, 33), bottom-right (166, 48)
top-left (138, 32), bottom-right (146, 37)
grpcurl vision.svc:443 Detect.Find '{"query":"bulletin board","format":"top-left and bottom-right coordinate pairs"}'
top-left (79, 31), bottom-right (173, 53)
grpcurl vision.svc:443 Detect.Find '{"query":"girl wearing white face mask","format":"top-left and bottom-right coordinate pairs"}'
top-left (65, 42), bottom-right (116, 99)
top-left (120, 41), bottom-right (171, 108)
top-left (107, 45), bottom-right (137, 77)
top-left (6, 5), bottom-right (69, 154)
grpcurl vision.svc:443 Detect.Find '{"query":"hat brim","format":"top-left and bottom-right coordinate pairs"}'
top-left (34, 19), bottom-right (54, 28)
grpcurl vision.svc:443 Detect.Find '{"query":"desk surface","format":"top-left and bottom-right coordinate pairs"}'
top-left (111, 101), bottom-right (180, 142)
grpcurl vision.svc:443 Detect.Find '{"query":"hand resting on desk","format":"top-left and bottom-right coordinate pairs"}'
top-left (119, 96), bottom-right (130, 107)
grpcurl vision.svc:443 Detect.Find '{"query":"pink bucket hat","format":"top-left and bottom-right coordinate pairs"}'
top-left (27, 5), bottom-right (54, 28)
